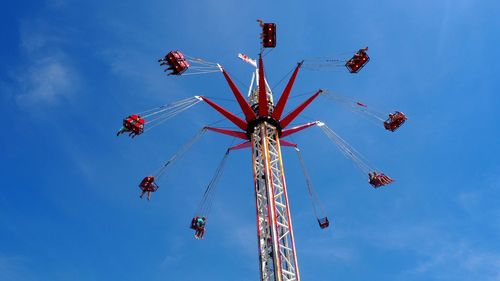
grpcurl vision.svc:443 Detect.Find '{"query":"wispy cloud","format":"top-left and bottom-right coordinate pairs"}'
top-left (0, 255), bottom-right (34, 281)
top-left (15, 54), bottom-right (76, 105)
top-left (350, 218), bottom-right (500, 281)
top-left (8, 17), bottom-right (79, 107)
top-left (409, 240), bottom-right (500, 281)
top-left (160, 235), bottom-right (187, 270)
top-left (301, 239), bottom-right (359, 263)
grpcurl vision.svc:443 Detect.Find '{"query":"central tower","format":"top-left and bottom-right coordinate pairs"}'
top-left (200, 53), bottom-right (320, 281)
top-left (249, 65), bottom-right (300, 281)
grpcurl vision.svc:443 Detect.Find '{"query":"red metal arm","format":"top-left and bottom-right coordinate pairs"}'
top-left (205, 127), bottom-right (248, 140)
top-left (272, 61), bottom-right (303, 120)
top-left (228, 141), bottom-right (252, 151)
top-left (279, 89), bottom-right (323, 129)
top-left (258, 55), bottom-right (269, 116)
top-left (221, 69), bottom-right (257, 122)
top-left (279, 140), bottom-right (298, 148)
top-left (199, 96), bottom-right (248, 131)
top-left (281, 121), bottom-right (318, 138)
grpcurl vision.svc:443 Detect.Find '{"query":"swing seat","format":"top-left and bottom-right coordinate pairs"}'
top-left (318, 217), bottom-right (330, 229)
top-left (123, 115), bottom-right (145, 135)
top-left (368, 172), bottom-right (394, 188)
top-left (383, 111), bottom-right (407, 132)
top-left (262, 23), bottom-right (276, 48)
top-left (162, 50), bottom-right (190, 75)
top-left (139, 176), bottom-right (159, 192)
top-left (345, 47), bottom-right (369, 73)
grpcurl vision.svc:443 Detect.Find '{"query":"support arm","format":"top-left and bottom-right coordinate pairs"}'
top-left (258, 54), bottom-right (269, 116)
top-left (199, 96), bottom-right (248, 131)
top-left (228, 141), bottom-right (252, 151)
top-left (281, 121), bottom-right (319, 137)
top-left (272, 61), bottom-right (304, 120)
top-left (279, 89), bottom-right (323, 129)
top-left (205, 126), bottom-right (248, 140)
top-left (220, 67), bottom-right (257, 122)
top-left (280, 140), bottom-right (298, 148)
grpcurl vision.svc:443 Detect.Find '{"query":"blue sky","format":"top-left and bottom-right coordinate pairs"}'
top-left (1, 0), bottom-right (499, 280)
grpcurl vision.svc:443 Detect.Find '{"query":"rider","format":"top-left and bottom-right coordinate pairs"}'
top-left (196, 217), bottom-right (205, 228)
top-left (193, 217), bottom-right (206, 239)
top-left (117, 115), bottom-right (142, 136)
top-left (139, 176), bottom-right (156, 201)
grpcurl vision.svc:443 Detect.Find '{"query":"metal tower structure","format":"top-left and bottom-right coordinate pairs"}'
top-left (196, 55), bottom-right (322, 281)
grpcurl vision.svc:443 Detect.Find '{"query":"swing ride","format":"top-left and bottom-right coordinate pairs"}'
top-left (116, 20), bottom-right (407, 281)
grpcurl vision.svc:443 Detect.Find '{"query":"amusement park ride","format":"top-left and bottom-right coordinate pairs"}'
top-left (117, 20), bottom-right (407, 281)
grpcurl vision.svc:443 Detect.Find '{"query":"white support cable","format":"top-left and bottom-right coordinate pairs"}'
top-left (198, 149), bottom-right (230, 216)
top-left (302, 51), bottom-right (355, 70)
top-left (189, 66), bottom-right (222, 70)
top-left (185, 56), bottom-right (219, 66)
top-left (140, 96), bottom-right (201, 118)
top-left (322, 90), bottom-right (387, 123)
top-left (302, 63), bottom-right (344, 69)
top-left (146, 101), bottom-right (199, 124)
top-left (294, 147), bottom-right (326, 219)
top-left (146, 101), bottom-right (198, 121)
top-left (143, 98), bottom-right (202, 132)
top-left (137, 102), bottom-right (188, 117)
top-left (303, 51), bottom-right (352, 61)
top-left (317, 122), bottom-right (375, 174)
top-left (301, 60), bottom-right (345, 71)
top-left (154, 128), bottom-right (208, 178)
top-left (180, 70), bottom-right (221, 76)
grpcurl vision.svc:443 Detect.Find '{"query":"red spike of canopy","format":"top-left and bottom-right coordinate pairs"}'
top-left (205, 126), bottom-right (248, 140)
top-left (280, 90), bottom-right (323, 129)
top-left (279, 140), bottom-right (298, 148)
top-left (258, 55), bottom-right (269, 117)
top-left (199, 96), bottom-right (248, 131)
top-left (281, 121), bottom-right (318, 138)
top-left (228, 141), bottom-right (252, 151)
top-left (272, 61), bottom-right (303, 120)
top-left (221, 69), bottom-right (257, 122)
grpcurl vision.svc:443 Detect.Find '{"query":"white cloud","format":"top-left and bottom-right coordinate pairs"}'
top-left (300, 237), bottom-right (358, 263)
top-left (352, 220), bottom-right (500, 281)
top-left (15, 55), bottom-right (76, 105)
top-left (160, 235), bottom-right (186, 269)
top-left (0, 255), bottom-right (34, 281)
top-left (10, 17), bottom-right (79, 107)
top-left (409, 241), bottom-right (500, 281)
